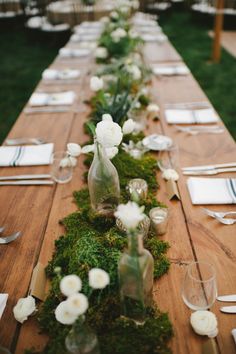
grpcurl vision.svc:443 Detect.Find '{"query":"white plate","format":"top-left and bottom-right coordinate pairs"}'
top-left (142, 134), bottom-right (173, 151)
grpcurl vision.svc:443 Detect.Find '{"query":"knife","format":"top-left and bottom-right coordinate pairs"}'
top-left (0, 180), bottom-right (54, 186)
top-left (217, 295), bottom-right (236, 302)
top-left (0, 174), bottom-right (52, 181)
top-left (183, 167), bottom-right (236, 175)
top-left (182, 162), bottom-right (236, 171)
top-left (220, 306), bottom-right (236, 313)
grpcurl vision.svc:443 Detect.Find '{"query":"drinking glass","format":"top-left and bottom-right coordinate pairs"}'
top-left (50, 151), bottom-right (73, 184)
top-left (159, 143), bottom-right (179, 170)
top-left (182, 261), bottom-right (217, 311)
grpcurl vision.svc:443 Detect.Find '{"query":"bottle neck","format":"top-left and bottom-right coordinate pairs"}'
top-left (128, 231), bottom-right (144, 256)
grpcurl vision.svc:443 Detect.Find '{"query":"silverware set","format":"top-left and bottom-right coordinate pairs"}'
top-left (175, 125), bottom-right (224, 135)
top-left (0, 226), bottom-right (22, 244)
top-left (217, 294), bottom-right (236, 313)
top-left (182, 162), bottom-right (236, 176)
top-left (202, 207), bottom-right (236, 225)
top-left (0, 174), bottom-right (54, 186)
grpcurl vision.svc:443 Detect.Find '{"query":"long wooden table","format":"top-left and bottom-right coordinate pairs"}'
top-left (0, 29), bottom-right (236, 354)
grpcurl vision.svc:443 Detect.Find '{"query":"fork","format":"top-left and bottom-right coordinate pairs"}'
top-left (202, 207), bottom-right (236, 219)
top-left (0, 231), bottom-right (22, 244)
top-left (5, 138), bottom-right (47, 146)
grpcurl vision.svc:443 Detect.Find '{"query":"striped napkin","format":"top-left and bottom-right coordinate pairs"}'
top-left (165, 108), bottom-right (218, 124)
top-left (187, 177), bottom-right (236, 204)
top-left (0, 143), bottom-right (54, 167)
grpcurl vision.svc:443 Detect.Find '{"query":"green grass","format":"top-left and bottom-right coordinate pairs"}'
top-left (159, 10), bottom-right (236, 140)
top-left (0, 21), bottom-right (69, 143)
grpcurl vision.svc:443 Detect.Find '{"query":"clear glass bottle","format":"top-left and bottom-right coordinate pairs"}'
top-left (65, 318), bottom-right (100, 354)
top-left (88, 140), bottom-right (120, 217)
top-left (118, 231), bottom-right (154, 324)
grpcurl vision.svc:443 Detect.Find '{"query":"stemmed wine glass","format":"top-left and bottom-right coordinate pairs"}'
top-left (182, 261), bottom-right (217, 310)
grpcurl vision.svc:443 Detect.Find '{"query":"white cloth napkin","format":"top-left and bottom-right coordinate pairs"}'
top-left (0, 143), bottom-right (54, 167)
top-left (42, 69), bottom-right (80, 80)
top-left (153, 65), bottom-right (190, 76)
top-left (0, 294), bottom-right (8, 319)
top-left (165, 108), bottom-right (219, 124)
top-left (59, 47), bottom-right (91, 57)
top-left (187, 177), bottom-right (236, 204)
top-left (29, 91), bottom-right (75, 106)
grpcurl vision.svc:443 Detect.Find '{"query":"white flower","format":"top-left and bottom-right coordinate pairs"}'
top-left (90, 76), bottom-right (104, 92)
top-left (162, 169), bottom-right (179, 181)
top-left (120, 5), bottom-right (130, 13)
top-left (95, 47), bottom-right (108, 59)
top-left (134, 101), bottom-right (141, 109)
top-left (126, 65), bottom-right (141, 80)
top-left (102, 113), bottom-right (113, 122)
top-left (106, 146), bottom-right (118, 159)
top-left (60, 275), bottom-right (82, 297)
top-left (67, 143), bottom-right (81, 157)
top-left (55, 301), bottom-right (77, 325)
top-left (13, 296), bottom-right (36, 324)
top-left (81, 144), bottom-right (95, 154)
top-left (68, 156), bottom-right (77, 167)
top-left (110, 11), bottom-right (119, 20)
top-left (100, 16), bottom-right (109, 24)
top-left (122, 119), bottom-right (136, 135)
top-left (129, 29), bottom-right (138, 39)
top-left (96, 120), bottom-right (123, 148)
top-left (115, 201), bottom-right (145, 230)
top-left (190, 311), bottom-right (218, 338)
top-left (66, 293), bottom-right (88, 316)
top-left (89, 268), bottom-right (110, 289)
top-left (147, 104), bottom-right (160, 112)
top-left (111, 28), bottom-right (127, 43)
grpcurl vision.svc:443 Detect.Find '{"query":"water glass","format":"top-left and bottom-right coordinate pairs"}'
top-left (51, 151), bottom-right (73, 184)
top-left (182, 261), bottom-right (217, 311)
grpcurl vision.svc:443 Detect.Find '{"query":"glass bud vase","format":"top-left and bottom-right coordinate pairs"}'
top-left (118, 231), bottom-right (154, 324)
top-left (65, 320), bottom-right (100, 354)
top-left (88, 140), bottom-right (120, 217)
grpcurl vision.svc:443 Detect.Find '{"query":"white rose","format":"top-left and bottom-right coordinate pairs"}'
top-left (67, 143), bottom-right (81, 157)
top-left (122, 119), bottom-right (136, 135)
top-left (60, 274), bottom-right (82, 297)
top-left (102, 113), bottom-right (113, 122)
top-left (90, 76), bottom-right (104, 92)
top-left (66, 293), bottom-right (88, 316)
top-left (95, 47), bottom-right (108, 59)
top-left (13, 296), bottom-right (36, 323)
top-left (81, 144), bottom-right (95, 154)
top-left (55, 301), bottom-right (77, 325)
top-left (190, 311), bottom-right (218, 338)
top-left (96, 120), bottom-right (123, 148)
top-left (106, 146), bottom-right (118, 159)
top-left (162, 169), bottom-right (179, 181)
top-left (115, 201), bottom-right (145, 230)
top-left (147, 104), bottom-right (160, 112)
top-left (89, 268), bottom-right (110, 289)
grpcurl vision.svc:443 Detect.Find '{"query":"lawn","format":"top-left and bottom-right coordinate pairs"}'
top-left (159, 10), bottom-right (236, 140)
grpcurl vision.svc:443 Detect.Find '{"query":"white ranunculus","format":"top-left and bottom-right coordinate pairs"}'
top-left (96, 120), bottom-right (123, 148)
top-left (81, 144), bottom-right (95, 154)
top-left (162, 169), bottom-right (179, 181)
top-left (106, 146), bottom-right (119, 159)
top-left (13, 296), bottom-right (36, 323)
top-left (126, 65), bottom-right (141, 81)
top-left (102, 113), bottom-right (113, 122)
top-left (147, 104), bottom-right (160, 112)
top-left (89, 268), bottom-right (110, 289)
top-left (122, 118), bottom-right (136, 135)
top-left (60, 274), bottom-right (82, 297)
top-left (190, 311), bottom-right (218, 338)
top-left (55, 301), bottom-right (77, 325)
top-left (90, 76), bottom-right (104, 92)
top-left (115, 201), bottom-right (145, 230)
top-left (67, 143), bottom-right (81, 157)
top-left (95, 47), bottom-right (108, 59)
top-left (66, 293), bottom-right (88, 316)
top-left (111, 28), bottom-right (127, 43)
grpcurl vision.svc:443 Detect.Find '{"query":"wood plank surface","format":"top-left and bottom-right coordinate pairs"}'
top-left (0, 31), bottom-right (235, 354)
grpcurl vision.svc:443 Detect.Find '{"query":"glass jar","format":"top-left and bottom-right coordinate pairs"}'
top-left (118, 231), bottom-right (154, 324)
top-left (88, 140), bottom-right (120, 217)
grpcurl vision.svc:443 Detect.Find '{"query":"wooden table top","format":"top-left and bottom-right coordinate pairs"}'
top-left (0, 34), bottom-right (236, 354)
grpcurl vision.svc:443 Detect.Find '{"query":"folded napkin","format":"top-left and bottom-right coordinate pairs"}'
top-left (42, 69), bottom-right (80, 80)
top-left (29, 91), bottom-right (75, 106)
top-left (153, 65), bottom-right (190, 76)
top-left (0, 143), bottom-right (54, 167)
top-left (187, 177), bottom-right (236, 205)
top-left (0, 294), bottom-right (8, 319)
top-left (59, 47), bottom-right (91, 58)
top-left (165, 108), bottom-right (218, 124)
top-left (141, 33), bottom-right (167, 42)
